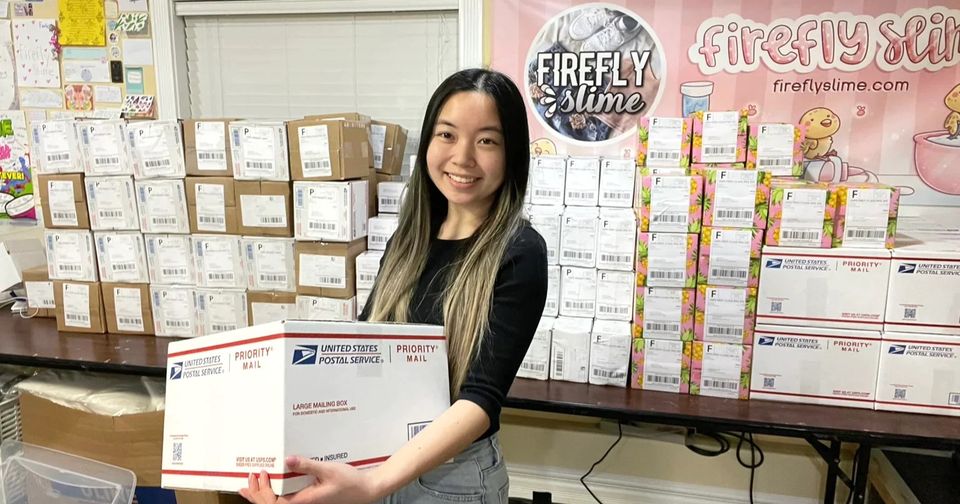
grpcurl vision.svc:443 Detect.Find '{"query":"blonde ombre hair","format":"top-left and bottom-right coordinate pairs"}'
top-left (366, 69), bottom-right (530, 396)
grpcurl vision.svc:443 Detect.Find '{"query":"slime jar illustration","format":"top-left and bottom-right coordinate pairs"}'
top-left (681, 81), bottom-right (714, 117)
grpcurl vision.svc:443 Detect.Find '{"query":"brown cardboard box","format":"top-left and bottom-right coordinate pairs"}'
top-left (294, 239), bottom-right (366, 298)
top-left (247, 291), bottom-right (298, 326)
top-left (185, 177), bottom-right (240, 234)
top-left (20, 392), bottom-right (164, 486)
top-left (21, 266), bottom-right (56, 318)
top-left (102, 282), bottom-right (154, 335)
top-left (372, 120), bottom-right (408, 175)
top-left (183, 119), bottom-right (237, 177)
top-left (365, 168), bottom-right (377, 218)
top-left (38, 173), bottom-right (90, 229)
top-left (305, 112), bottom-right (371, 123)
top-left (53, 280), bottom-right (106, 333)
top-left (174, 491), bottom-right (248, 504)
top-left (288, 119), bottom-right (371, 181)
top-left (234, 181), bottom-right (293, 237)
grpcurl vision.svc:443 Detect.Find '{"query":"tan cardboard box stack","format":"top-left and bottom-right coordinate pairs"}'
top-left (290, 114), bottom-right (372, 321)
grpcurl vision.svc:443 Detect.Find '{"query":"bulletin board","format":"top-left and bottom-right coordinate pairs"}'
top-left (0, 0), bottom-right (160, 220)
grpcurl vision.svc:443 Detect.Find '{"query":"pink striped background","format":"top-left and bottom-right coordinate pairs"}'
top-left (490, 0), bottom-right (960, 206)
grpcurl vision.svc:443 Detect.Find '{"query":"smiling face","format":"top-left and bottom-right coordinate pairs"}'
top-left (800, 107), bottom-right (841, 139)
top-left (426, 91), bottom-right (506, 216)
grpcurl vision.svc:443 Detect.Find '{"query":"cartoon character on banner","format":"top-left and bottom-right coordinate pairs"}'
top-left (799, 107), bottom-right (881, 185)
top-left (911, 83), bottom-right (960, 196)
top-left (0, 140), bottom-right (35, 220)
top-left (530, 138), bottom-right (557, 156)
top-left (65, 84), bottom-right (93, 111)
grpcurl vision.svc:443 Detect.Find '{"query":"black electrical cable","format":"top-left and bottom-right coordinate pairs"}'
top-left (845, 445), bottom-right (864, 504)
top-left (580, 421), bottom-right (623, 504)
top-left (734, 433), bottom-right (764, 504)
top-left (684, 430), bottom-right (764, 504)
top-left (684, 429), bottom-right (731, 457)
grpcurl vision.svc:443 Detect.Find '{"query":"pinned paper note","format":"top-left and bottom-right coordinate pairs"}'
top-left (122, 94), bottom-right (154, 119)
top-left (104, 0), bottom-right (119, 18)
top-left (94, 85), bottom-right (122, 104)
top-left (125, 66), bottom-right (144, 94)
top-left (121, 38), bottom-right (152, 65)
top-left (20, 89), bottom-right (64, 109)
top-left (63, 58), bottom-right (111, 83)
top-left (13, 3), bottom-right (33, 17)
top-left (12, 19), bottom-right (61, 88)
top-left (118, 0), bottom-right (148, 12)
top-left (115, 12), bottom-right (149, 37)
top-left (0, 20), bottom-right (14, 110)
top-left (63, 47), bottom-right (108, 60)
top-left (58, 0), bottom-right (106, 46)
top-left (65, 84), bottom-right (94, 111)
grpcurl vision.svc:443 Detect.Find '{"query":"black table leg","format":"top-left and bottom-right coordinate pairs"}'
top-left (823, 440), bottom-right (841, 504)
top-left (850, 445), bottom-right (871, 504)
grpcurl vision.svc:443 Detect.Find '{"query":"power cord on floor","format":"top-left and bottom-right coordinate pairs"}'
top-left (844, 445), bottom-right (864, 504)
top-left (580, 420), bottom-right (623, 504)
top-left (684, 429), bottom-right (764, 504)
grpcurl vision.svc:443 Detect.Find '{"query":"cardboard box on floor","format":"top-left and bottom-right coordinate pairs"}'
top-left (185, 177), bottom-right (240, 235)
top-left (102, 282), bottom-right (155, 335)
top-left (294, 238), bottom-right (366, 298)
top-left (234, 181), bottom-right (293, 237)
top-left (19, 391), bottom-right (164, 486)
top-left (161, 320), bottom-right (450, 494)
top-left (288, 119), bottom-right (371, 181)
top-left (39, 173), bottom-right (91, 229)
top-left (183, 119), bottom-right (238, 177)
top-left (53, 280), bottom-right (107, 333)
top-left (21, 266), bottom-right (56, 318)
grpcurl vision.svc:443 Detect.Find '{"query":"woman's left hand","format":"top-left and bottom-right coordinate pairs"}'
top-left (239, 456), bottom-right (381, 504)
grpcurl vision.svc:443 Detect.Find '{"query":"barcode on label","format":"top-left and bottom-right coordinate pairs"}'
top-left (380, 198), bottom-right (399, 207)
top-left (52, 212), bottom-right (76, 220)
top-left (759, 158), bottom-right (793, 167)
top-left (152, 217), bottom-right (178, 225)
top-left (119, 317), bottom-right (142, 326)
top-left (716, 210), bottom-right (754, 220)
top-left (645, 322), bottom-right (680, 333)
top-left (408, 422), bottom-right (430, 440)
top-left (704, 147), bottom-right (736, 155)
top-left (166, 320), bottom-right (190, 328)
top-left (904, 308), bottom-right (917, 320)
top-left (47, 153), bottom-right (71, 162)
top-left (650, 270), bottom-right (685, 280)
top-left (198, 152), bottom-right (225, 160)
top-left (602, 192), bottom-right (631, 200)
top-left (567, 191), bottom-right (595, 200)
top-left (371, 235), bottom-right (388, 243)
top-left (534, 190), bottom-right (562, 198)
top-left (646, 374), bottom-right (680, 385)
top-left (111, 263), bottom-right (137, 271)
top-left (553, 348), bottom-right (565, 375)
top-left (707, 326), bottom-right (744, 336)
top-left (208, 273), bottom-right (234, 281)
top-left (771, 301), bottom-right (783, 313)
top-left (711, 268), bottom-right (748, 280)
top-left (374, 154), bottom-right (383, 165)
top-left (894, 388), bottom-right (907, 400)
top-left (703, 379), bottom-right (739, 391)
top-left (521, 362), bottom-right (547, 373)
top-left (782, 231), bottom-right (821, 241)
top-left (144, 159), bottom-right (171, 168)
top-left (309, 222), bottom-right (338, 230)
top-left (99, 210), bottom-right (124, 218)
top-left (162, 268), bottom-right (187, 277)
top-left (949, 393), bottom-right (960, 406)
top-left (260, 216), bottom-right (285, 225)
top-left (316, 276), bottom-right (344, 286)
top-left (95, 156), bottom-right (120, 165)
top-left (199, 216), bottom-right (225, 224)
top-left (245, 161), bottom-right (274, 170)
top-left (598, 305), bottom-right (630, 315)
top-left (66, 313), bottom-right (89, 322)
top-left (562, 250), bottom-right (593, 260)
top-left (260, 274), bottom-right (287, 283)
top-left (845, 229), bottom-right (886, 239)
top-left (58, 264), bottom-right (82, 272)
top-left (600, 254), bottom-right (632, 264)
top-left (304, 160), bottom-right (332, 170)
top-left (763, 377), bottom-right (775, 388)
top-left (564, 301), bottom-right (594, 311)
top-left (592, 368), bottom-right (626, 380)
top-left (649, 151), bottom-right (680, 160)
top-left (652, 214), bottom-right (687, 224)
top-left (211, 324), bottom-right (237, 333)
top-left (359, 274), bottom-right (377, 283)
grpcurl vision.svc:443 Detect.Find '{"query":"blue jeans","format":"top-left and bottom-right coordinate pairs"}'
top-left (378, 434), bottom-right (509, 503)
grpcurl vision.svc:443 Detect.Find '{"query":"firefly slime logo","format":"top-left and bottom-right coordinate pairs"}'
top-left (526, 4), bottom-right (665, 144)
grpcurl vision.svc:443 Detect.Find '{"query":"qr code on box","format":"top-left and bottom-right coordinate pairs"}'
top-left (949, 393), bottom-right (960, 406)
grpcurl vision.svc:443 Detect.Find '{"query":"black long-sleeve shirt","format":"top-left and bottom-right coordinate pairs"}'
top-left (360, 223), bottom-right (548, 440)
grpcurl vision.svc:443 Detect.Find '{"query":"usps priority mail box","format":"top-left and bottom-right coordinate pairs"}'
top-left (161, 320), bottom-right (449, 494)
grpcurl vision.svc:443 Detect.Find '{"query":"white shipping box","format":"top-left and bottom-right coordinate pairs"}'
top-left (45, 229), bottom-right (98, 281)
top-left (229, 121), bottom-right (290, 181)
top-left (596, 208), bottom-right (636, 271)
top-left (638, 339), bottom-right (687, 394)
top-left (356, 289), bottom-right (371, 319)
top-left (564, 157), bottom-right (600, 207)
top-left (196, 288), bottom-right (249, 336)
top-left (250, 298), bottom-right (298, 326)
top-left (145, 234), bottom-right (196, 286)
top-left (136, 179), bottom-right (190, 234)
top-left (355, 251), bottom-right (384, 291)
top-left (560, 266), bottom-right (597, 318)
top-left (757, 246), bottom-right (890, 330)
top-left (528, 205), bottom-right (562, 265)
top-left (368, 215), bottom-right (399, 251)
top-left (297, 295), bottom-right (356, 322)
top-left (85, 176), bottom-right (140, 231)
top-left (550, 316), bottom-right (593, 383)
top-left (595, 270), bottom-right (633, 321)
top-left (151, 285), bottom-right (199, 337)
top-left (161, 321), bottom-right (450, 494)
top-left (589, 320), bottom-right (631, 387)
top-left (378, 182), bottom-right (406, 214)
top-left (77, 120), bottom-right (133, 176)
top-left (242, 237), bottom-right (296, 292)
top-left (529, 156), bottom-right (566, 205)
top-left (25, 280), bottom-right (55, 309)
top-left (34, 120), bottom-right (83, 174)
top-left (94, 231), bottom-right (149, 283)
top-left (875, 333), bottom-right (960, 417)
top-left (598, 158), bottom-right (635, 208)
top-left (128, 121), bottom-right (186, 179)
top-left (885, 237), bottom-right (960, 336)
top-left (750, 325), bottom-right (880, 408)
top-left (294, 181), bottom-right (368, 242)
top-left (192, 235), bottom-right (245, 289)
top-left (560, 206), bottom-right (599, 268)
top-left (518, 317), bottom-right (554, 380)
top-left (543, 266), bottom-right (560, 318)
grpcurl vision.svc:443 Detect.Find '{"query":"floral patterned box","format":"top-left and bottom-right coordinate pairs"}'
top-left (830, 183), bottom-right (900, 249)
top-left (697, 227), bottom-right (763, 288)
top-left (633, 286), bottom-right (696, 341)
top-left (746, 122), bottom-right (806, 177)
top-left (690, 163), bottom-right (746, 170)
top-left (691, 110), bottom-right (749, 164)
top-left (636, 232), bottom-right (699, 288)
top-left (630, 338), bottom-right (691, 393)
top-left (766, 180), bottom-right (836, 248)
top-left (639, 166), bottom-right (689, 177)
top-left (695, 285), bottom-right (758, 345)
top-left (690, 342), bottom-right (752, 400)
top-left (637, 175), bottom-right (703, 233)
top-left (695, 168), bottom-right (772, 229)
top-left (637, 117), bottom-right (692, 168)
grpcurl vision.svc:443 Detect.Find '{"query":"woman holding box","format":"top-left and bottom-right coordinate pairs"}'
top-left (240, 69), bottom-right (548, 504)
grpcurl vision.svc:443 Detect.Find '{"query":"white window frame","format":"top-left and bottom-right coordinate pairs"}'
top-left (149, 0), bottom-right (483, 121)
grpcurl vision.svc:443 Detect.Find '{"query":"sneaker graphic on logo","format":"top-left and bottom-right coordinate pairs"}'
top-left (581, 15), bottom-right (642, 52)
top-left (568, 8), bottom-right (615, 40)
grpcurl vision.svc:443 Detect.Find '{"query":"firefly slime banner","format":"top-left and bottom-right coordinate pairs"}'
top-left (491, 1), bottom-right (960, 206)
